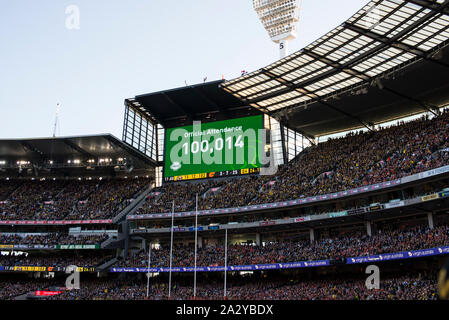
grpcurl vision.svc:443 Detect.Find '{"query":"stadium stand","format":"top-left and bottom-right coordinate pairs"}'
top-left (0, 233), bottom-right (109, 246)
top-left (0, 177), bottom-right (149, 221)
top-left (0, 278), bottom-right (59, 300)
top-left (117, 221), bottom-right (449, 268)
top-left (41, 267), bottom-right (439, 300)
top-left (136, 110), bottom-right (449, 214)
top-left (0, 251), bottom-right (113, 268)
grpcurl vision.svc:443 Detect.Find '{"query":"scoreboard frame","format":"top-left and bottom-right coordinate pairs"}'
top-left (162, 115), bottom-right (264, 183)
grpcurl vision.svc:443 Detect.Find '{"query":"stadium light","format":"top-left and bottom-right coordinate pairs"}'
top-left (253, 0), bottom-right (302, 58)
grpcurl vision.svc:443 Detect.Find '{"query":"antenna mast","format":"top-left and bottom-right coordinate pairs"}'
top-left (53, 103), bottom-right (60, 137)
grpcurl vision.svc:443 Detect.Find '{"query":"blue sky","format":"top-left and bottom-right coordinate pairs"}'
top-left (0, 0), bottom-right (367, 139)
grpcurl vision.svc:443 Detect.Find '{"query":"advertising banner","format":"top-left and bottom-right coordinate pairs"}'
top-left (0, 265), bottom-right (96, 273)
top-left (0, 220), bottom-right (112, 226)
top-left (440, 192), bottom-right (449, 198)
top-left (109, 246), bottom-right (449, 273)
top-left (34, 291), bottom-right (63, 297)
top-left (329, 211), bottom-right (348, 218)
top-left (385, 201), bottom-right (405, 209)
top-left (259, 221), bottom-right (276, 226)
top-left (110, 260), bottom-right (330, 273)
top-left (421, 194), bottom-right (440, 202)
top-left (346, 246), bottom-right (449, 264)
top-left (56, 244), bottom-right (100, 250)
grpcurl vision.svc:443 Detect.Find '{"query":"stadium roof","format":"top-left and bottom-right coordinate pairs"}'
top-left (0, 134), bottom-right (156, 168)
top-left (126, 80), bottom-right (262, 129)
top-left (221, 0), bottom-right (449, 137)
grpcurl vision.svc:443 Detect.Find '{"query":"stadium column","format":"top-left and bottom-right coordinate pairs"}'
top-left (198, 236), bottom-right (203, 249)
top-left (428, 212), bottom-right (435, 230)
top-left (279, 123), bottom-right (288, 165)
top-left (255, 233), bottom-right (261, 246)
top-left (309, 229), bottom-right (315, 243)
top-left (401, 189), bottom-right (407, 199)
top-left (122, 220), bottom-right (130, 259)
top-left (366, 221), bottom-right (372, 237)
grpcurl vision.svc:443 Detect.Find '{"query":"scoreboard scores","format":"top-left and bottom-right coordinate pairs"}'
top-left (164, 167), bottom-right (261, 182)
top-left (164, 115), bottom-right (264, 182)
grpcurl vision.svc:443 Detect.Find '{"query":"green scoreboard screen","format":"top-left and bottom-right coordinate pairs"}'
top-left (164, 115), bottom-right (263, 182)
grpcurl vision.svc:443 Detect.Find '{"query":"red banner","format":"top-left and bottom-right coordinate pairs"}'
top-left (34, 291), bottom-right (63, 296)
top-left (0, 219), bottom-right (112, 225)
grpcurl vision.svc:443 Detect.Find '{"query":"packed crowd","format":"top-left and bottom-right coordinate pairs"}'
top-left (0, 278), bottom-right (58, 300)
top-left (0, 180), bottom-right (22, 201)
top-left (117, 223), bottom-right (449, 268)
top-left (0, 252), bottom-right (112, 268)
top-left (136, 183), bottom-right (447, 229)
top-left (137, 110), bottom-right (449, 214)
top-left (0, 233), bottom-right (109, 246)
top-left (0, 177), bottom-right (149, 220)
top-left (43, 271), bottom-right (438, 300)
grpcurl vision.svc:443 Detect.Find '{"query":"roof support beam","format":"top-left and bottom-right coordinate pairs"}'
top-left (312, 100), bottom-right (374, 133)
top-left (256, 6), bottom-right (449, 112)
top-left (127, 99), bottom-right (163, 127)
top-left (103, 135), bottom-right (156, 166)
top-left (62, 139), bottom-right (96, 160)
top-left (343, 22), bottom-right (449, 69)
top-left (248, 3), bottom-right (442, 105)
top-left (104, 135), bottom-right (157, 165)
top-left (256, 48), bottom-right (372, 111)
top-left (191, 86), bottom-right (230, 118)
top-left (302, 49), bottom-right (371, 81)
top-left (19, 141), bottom-right (46, 162)
top-left (381, 86), bottom-right (439, 116)
top-left (161, 93), bottom-right (194, 122)
top-left (404, 0), bottom-right (449, 15)
top-left (261, 69), bottom-right (373, 132)
top-left (221, 0), bottom-right (382, 94)
top-left (260, 69), bottom-right (319, 101)
top-left (236, 33), bottom-right (369, 101)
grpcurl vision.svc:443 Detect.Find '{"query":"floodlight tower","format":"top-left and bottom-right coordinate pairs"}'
top-left (253, 0), bottom-right (302, 59)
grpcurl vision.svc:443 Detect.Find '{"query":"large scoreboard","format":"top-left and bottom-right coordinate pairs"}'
top-left (164, 115), bottom-right (264, 182)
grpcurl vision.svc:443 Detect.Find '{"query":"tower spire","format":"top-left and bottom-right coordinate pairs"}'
top-left (53, 103), bottom-right (60, 137)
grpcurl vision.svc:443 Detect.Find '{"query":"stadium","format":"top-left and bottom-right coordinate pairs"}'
top-left (2, 0), bottom-right (449, 302)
